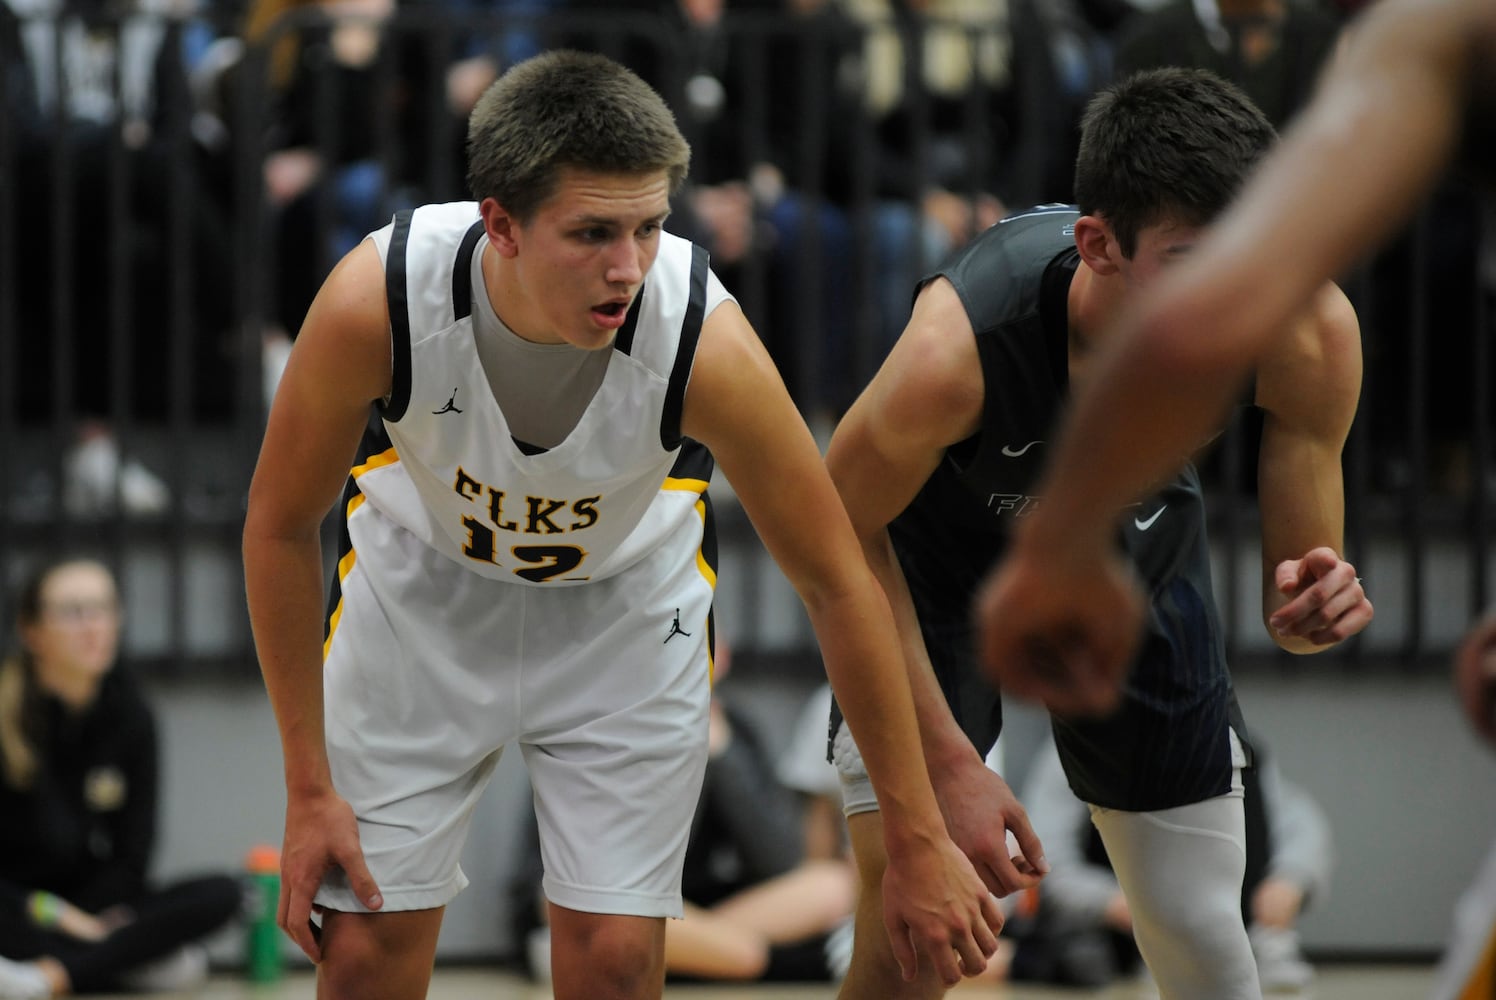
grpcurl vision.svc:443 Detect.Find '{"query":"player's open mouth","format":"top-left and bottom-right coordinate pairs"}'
top-left (591, 300), bottom-right (630, 328)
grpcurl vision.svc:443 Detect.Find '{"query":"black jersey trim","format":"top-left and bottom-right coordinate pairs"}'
top-left (613, 291), bottom-right (644, 357)
top-left (512, 437), bottom-right (548, 456)
top-left (326, 412), bottom-right (394, 637)
top-left (1039, 248), bottom-right (1079, 392)
top-left (660, 244), bottom-right (710, 451)
top-left (379, 209), bottom-right (415, 422)
top-left (451, 220), bottom-right (486, 321)
top-left (667, 437), bottom-right (716, 482)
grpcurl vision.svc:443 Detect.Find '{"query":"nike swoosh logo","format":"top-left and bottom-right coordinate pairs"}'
top-left (1001, 441), bottom-right (1042, 457)
top-left (1134, 506), bottom-right (1166, 531)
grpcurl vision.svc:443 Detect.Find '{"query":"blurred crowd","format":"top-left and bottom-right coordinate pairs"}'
top-left (0, 0), bottom-right (1489, 516)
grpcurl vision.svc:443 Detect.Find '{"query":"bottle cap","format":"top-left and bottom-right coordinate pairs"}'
top-left (245, 844), bottom-right (281, 873)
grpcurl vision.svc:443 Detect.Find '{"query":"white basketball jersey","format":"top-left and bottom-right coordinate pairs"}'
top-left (345, 202), bottom-right (715, 586)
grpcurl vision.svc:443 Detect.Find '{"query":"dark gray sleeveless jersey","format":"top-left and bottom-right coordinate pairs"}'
top-left (891, 205), bottom-right (1249, 812)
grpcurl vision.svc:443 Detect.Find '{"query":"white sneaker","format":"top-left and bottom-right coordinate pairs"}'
top-left (0, 956), bottom-right (50, 1000)
top-left (1251, 925), bottom-right (1315, 992)
top-left (117, 943), bottom-right (210, 993)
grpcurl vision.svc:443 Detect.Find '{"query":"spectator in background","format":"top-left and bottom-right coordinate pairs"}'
top-left (229, 0), bottom-right (461, 353)
top-left (441, 0), bottom-right (558, 121)
top-left (1003, 0), bottom-right (1115, 208)
top-left (842, 0), bottom-right (1014, 364)
top-left (842, 0), bottom-right (1012, 232)
top-left (1112, 0), bottom-right (1341, 132)
top-left (1011, 733), bottom-right (1332, 992)
top-left (0, 558), bottom-right (242, 998)
top-left (4, 0), bottom-right (239, 517)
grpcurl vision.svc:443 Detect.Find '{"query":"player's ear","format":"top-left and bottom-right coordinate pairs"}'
top-left (480, 198), bottom-right (522, 258)
top-left (1073, 215), bottom-right (1120, 276)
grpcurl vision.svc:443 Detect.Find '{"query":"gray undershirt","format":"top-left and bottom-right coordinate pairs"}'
top-left (469, 245), bottom-right (611, 450)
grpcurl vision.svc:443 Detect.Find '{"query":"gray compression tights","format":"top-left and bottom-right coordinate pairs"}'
top-left (1088, 778), bottom-right (1262, 1000)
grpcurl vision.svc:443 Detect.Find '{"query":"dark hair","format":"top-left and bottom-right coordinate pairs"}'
top-left (1073, 67), bottom-right (1277, 257)
top-left (465, 49), bottom-right (692, 222)
top-left (0, 556), bottom-right (115, 790)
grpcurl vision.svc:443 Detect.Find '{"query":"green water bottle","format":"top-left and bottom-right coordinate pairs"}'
top-left (244, 844), bottom-right (283, 983)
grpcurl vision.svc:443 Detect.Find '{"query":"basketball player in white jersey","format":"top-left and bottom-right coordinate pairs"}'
top-left (242, 50), bottom-right (1001, 1000)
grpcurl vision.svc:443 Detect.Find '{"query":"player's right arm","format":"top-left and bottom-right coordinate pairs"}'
top-left (242, 239), bottom-right (392, 960)
top-left (825, 278), bottom-right (1046, 896)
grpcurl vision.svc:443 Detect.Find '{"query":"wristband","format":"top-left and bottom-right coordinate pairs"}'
top-left (27, 890), bottom-right (62, 928)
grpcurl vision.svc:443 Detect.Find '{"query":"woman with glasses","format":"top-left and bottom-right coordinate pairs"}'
top-left (0, 558), bottom-right (241, 999)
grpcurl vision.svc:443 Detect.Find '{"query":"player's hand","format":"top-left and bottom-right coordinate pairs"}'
top-left (880, 833), bottom-right (1003, 985)
top-left (975, 540), bottom-right (1145, 718)
top-left (1454, 608), bottom-right (1496, 748)
top-left (279, 788), bottom-right (383, 962)
top-left (1268, 547), bottom-right (1373, 646)
top-left (933, 754), bottom-right (1048, 897)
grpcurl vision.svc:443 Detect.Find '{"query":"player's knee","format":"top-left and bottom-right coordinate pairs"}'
top-left (1149, 875), bottom-right (1241, 935)
top-left (317, 956), bottom-right (382, 1000)
top-left (1134, 891), bottom-right (1254, 986)
top-left (552, 915), bottom-right (664, 999)
top-left (316, 911), bottom-right (441, 1000)
top-left (318, 943), bottom-right (425, 1000)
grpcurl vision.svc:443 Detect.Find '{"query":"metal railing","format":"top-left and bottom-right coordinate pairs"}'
top-left (0, 5), bottom-right (1490, 677)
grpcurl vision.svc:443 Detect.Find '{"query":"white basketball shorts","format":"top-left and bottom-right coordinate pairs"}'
top-left (314, 498), bottom-right (714, 919)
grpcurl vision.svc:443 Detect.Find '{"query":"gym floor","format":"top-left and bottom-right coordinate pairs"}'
top-left (90, 962), bottom-right (1437, 999)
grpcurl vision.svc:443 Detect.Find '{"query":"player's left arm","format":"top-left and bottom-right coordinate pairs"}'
top-left (682, 299), bottom-right (1001, 985)
top-left (1253, 282), bottom-right (1373, 652)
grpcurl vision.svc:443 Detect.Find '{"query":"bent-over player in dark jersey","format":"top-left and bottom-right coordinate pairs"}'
top-left (825, 69), bottom-right (1373, 1000)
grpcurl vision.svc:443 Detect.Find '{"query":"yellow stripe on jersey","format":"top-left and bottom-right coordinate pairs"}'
top-left (351, 446), bottom-right (400, 478)
top-left (323, 492), bottom-right (366, 660)
top-left (662, 476), bottom-right (716, 590)
top-left (692, 497), bottom-right (716, 589)
top-left (661, 476), bottom-right (709, 494)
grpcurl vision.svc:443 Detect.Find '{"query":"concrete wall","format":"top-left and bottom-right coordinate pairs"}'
top-left (148, 657), bottom-right (1496, 970)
